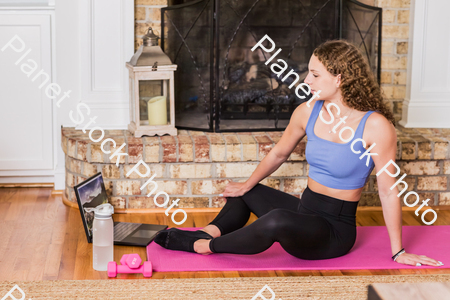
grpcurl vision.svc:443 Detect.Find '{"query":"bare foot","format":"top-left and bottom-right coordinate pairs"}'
top-left (200, 224), bottom-right (221, 238)
top-left (194, 239), bottom-right (213, 255)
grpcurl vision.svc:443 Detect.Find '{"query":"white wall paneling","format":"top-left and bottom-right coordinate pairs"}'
top-left (0, 8), bottom-right (56, 176)
top-left (400, 0), bottom-right (450, 128)
top-left (0, 1), bottom-right (134, 186)
top-left (78, 0), bottom-right (135, 129)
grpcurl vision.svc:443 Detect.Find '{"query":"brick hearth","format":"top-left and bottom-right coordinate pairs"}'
top-left (61, 127), bottom-right (450, 210)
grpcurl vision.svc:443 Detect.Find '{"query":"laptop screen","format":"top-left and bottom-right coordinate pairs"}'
top-left (74, 172), bottom-right (109, 243)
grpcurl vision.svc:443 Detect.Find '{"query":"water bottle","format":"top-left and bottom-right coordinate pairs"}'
top-left (91, 203), bottom-right (114, 271)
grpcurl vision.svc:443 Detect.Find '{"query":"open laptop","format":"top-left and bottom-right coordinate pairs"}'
top-left (74, 172), bottom-right (167, 246)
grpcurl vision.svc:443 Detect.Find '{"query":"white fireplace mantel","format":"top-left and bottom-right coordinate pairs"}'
top-left (400, 0), bottom-right (450, 128)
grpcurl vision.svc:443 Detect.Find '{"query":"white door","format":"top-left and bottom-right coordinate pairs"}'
top-left (0, 12), bottom-right (54, 174)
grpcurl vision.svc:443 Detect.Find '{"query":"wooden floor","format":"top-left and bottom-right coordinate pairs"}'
top-left (1, 187), bottom-right (449, 281)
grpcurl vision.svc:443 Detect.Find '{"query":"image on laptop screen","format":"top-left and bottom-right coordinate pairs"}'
top-left (74, 172), bottom-right (108, 240)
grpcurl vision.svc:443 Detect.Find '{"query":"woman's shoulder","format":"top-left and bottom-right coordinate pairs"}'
top-left (366, 111), bottom-right (393, 128)
top-left (364, 111), bottom-right (397, 145)
top-left (294, 100), bottom-right (320, 131)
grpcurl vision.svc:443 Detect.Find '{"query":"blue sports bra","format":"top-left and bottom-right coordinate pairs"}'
top-left (305, 100), bottom-right (376, 190)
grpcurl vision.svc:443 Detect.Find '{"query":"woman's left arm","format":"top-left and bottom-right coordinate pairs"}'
top-left (366, 113), bottom-right (443, 267)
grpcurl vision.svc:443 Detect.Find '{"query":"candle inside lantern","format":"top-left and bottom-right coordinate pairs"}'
top-left (147, 96), bottom-right (167, 125)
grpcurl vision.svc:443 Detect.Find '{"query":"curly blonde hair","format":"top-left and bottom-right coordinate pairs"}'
top-left (312, 39), bottom-right (395, 126)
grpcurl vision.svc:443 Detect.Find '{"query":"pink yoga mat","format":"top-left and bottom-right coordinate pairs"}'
top-left (146, 226), bottom-right (450, 272)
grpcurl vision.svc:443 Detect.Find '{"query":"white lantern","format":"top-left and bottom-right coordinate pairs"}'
top-left (126, 27), bottom-right (177, 137)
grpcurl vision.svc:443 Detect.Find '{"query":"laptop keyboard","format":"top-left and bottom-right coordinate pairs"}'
top-left (114, 222), bottom-right (141, 241)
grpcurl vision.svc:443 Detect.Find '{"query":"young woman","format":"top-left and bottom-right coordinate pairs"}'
top-left (155, 40), bottom-right (443, 267)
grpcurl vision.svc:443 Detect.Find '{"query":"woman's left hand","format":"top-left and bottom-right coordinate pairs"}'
top-left (395, 252), bottom-right (443, 267)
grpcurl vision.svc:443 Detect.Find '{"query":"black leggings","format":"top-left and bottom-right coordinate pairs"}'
top-left (208, 183), bottom-right (359, 260)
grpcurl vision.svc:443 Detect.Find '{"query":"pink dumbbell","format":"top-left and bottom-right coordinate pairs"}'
top-left (107, 254), bottom-right (152, 278)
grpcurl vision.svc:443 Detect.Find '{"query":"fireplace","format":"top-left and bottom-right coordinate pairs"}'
top-left (161, 0), bottom-right (381, 132)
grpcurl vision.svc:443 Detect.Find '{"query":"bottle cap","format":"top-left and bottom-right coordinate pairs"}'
top-left (85, 203), bottom-right (114, 219)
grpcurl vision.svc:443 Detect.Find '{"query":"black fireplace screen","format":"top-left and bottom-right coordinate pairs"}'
top-left (161, 0), bottom-right (381, 132)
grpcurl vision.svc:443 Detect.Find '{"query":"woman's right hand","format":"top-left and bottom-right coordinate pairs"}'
top-left (220, 180), bottom-right (252, 198)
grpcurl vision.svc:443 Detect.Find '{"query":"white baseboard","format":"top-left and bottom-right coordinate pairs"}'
top-left (54, 167), bottom-right (66, 190)
top-left (0, 169), bottom-right (55, 176)
top-left (400, 100), bottom-right (450, 128)
top-left (0, 176), bottom-right (54, 184)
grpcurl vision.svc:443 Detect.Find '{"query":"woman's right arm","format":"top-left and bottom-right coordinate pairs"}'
top-left (222, 103), bottom-right (308, 197)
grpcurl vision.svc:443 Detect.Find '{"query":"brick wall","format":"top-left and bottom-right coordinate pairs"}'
top-left (112, 0), bottom-right (450, 211)
top-left (134, 0), bottom-right (410, 123)
top-left (62, 127), bottom-right (450, 210)
top-left (134, 0), bottom-right (166, 51)
top-left (362, 0), bottom-right (410, 124)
